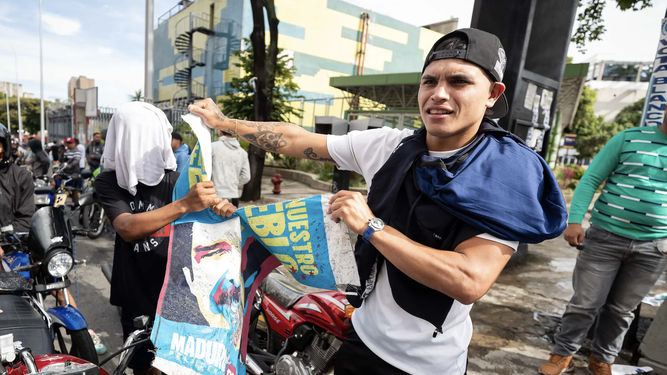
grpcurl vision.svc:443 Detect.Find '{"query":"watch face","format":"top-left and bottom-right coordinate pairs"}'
top-left (369, 217), bottom-right (385, 230)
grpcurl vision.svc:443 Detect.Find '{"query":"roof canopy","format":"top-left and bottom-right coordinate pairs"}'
top-left (329, 73), bottom-right (422, 110)
top-left (330, 64), bottom-right (590, 120)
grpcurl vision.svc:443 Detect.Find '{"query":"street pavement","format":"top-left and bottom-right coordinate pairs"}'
top-left (65, 178), bottom-right (667, 374)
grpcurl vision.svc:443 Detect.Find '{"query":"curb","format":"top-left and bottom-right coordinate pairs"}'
top-left (263, 166), bottom-right (368, 195)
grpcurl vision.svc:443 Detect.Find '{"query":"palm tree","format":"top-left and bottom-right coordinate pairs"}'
top-left (129, 89), bottom-right (143, 101)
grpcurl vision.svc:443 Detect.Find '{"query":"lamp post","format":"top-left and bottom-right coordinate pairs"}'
top-left (39, 0), bottom-right (45, 144)
top-left (144, 0), bottom-right (154, 103)
top-left (15, 53), bottom-right (23, 139)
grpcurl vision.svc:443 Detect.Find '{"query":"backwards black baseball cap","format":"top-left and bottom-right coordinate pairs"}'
top-left (423, 28), bottom-right (509, 118)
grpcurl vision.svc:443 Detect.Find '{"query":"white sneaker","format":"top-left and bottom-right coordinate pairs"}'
top-left (88, 329), bottom-right (107, 355)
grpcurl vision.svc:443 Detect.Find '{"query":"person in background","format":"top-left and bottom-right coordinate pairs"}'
top-left (0, 123), bottom-right (34, 257)
top-left (211, 130), bottom-right (251, 207)
top-left (75, 138), bottom-right (86, 172)
top-left (171, 132), bottom-right (189, 173)
top-left (539, 118), bottom-right (667, 375)
top-left (62, 137), bottom-right (82, 207)
top-left (27, 138), bottom-right (51, 178)
top-left (95, 102), bottom-right (235, 375)
top-left (86, 132), bottom-right (104, 171)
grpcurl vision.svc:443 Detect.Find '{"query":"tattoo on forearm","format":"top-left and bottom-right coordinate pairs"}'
top-left (243, 131), bottom-right (288, 152)
top-left (303, 147), bottom-right (338, 165)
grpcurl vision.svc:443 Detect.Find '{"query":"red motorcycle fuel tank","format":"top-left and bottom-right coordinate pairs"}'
top-left (262, 290), bottom-right (350, 340)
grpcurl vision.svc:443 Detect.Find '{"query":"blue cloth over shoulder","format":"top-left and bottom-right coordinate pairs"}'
top-left (415, 121), bottom-right (567, 243)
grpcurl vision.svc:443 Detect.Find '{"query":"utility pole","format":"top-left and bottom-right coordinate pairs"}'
top-left (39, 0), bottom-right (45, 144)
top-left (144, 0), bottom-right (154, 103)
top-left (15, 53), bottom-right (23, 138)
top-left (5, 86), bottom-right (10, 133)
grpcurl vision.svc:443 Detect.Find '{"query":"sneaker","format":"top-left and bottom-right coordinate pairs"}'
top-left (88, 329), bottom-right (107, 355)
top-left (588, 354), bottom-right (612, 375)
top-left (539, 353), bottom-right (574, 375)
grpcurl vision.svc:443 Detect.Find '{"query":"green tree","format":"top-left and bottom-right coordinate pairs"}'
top-left (218, 39), bottom-right (302, 123)
top-left (568, 87), bottom-right (643, 158)
top-left (613, 98), bottom-right (644, 128)
top-left (0, 97), bottom-right (50, 134)
top-left (218, 38), bottom-right (303, 188)
top-left (573, 0), bottom-right (652, 52)
top-left (129, 89), bottom-right (143, 101)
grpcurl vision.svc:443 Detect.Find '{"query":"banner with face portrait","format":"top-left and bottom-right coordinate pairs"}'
top-left (150, 142), bottom-right (360, 375)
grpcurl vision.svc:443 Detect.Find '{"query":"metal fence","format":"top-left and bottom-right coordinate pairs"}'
top-left (46, 103), bottom-right (73, 144)
top-left (87, 107), bottom-right (116, 140)
top-left (48, 103), bottom-right (192, 144)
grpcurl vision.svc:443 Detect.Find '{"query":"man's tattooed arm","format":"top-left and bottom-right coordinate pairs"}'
top-left (243, 131), bottom-right (288, 152)
top-left (303, 147), bottom-right (338, 166)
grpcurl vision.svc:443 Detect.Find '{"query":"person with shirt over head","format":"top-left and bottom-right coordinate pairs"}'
top-left (211, 129), bottom-right (251, 207)
top-left (538, 111), bottom-right (667, 375)
top-left (171, 132), bottom-right (189, 173)
top-left (94, 102), bottom-right (236, 375)
top-left (188, 28), bottom-right (567, 375)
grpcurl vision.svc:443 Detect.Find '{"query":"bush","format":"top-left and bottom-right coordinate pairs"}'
top-left (561, 164), bottom-right (586, 190)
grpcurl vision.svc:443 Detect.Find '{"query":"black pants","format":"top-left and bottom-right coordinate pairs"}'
top-left (222, 198), bottom-right (240, 207)
top-left (334, 326), bottom-right (467, 375)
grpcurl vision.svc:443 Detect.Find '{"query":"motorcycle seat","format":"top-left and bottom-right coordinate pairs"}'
top-left (260, 268), bottom-right (323, 309)
top-left (0, 272), bottom-right (32, 292)
top-left (0, 294), bottom-right (55, 355)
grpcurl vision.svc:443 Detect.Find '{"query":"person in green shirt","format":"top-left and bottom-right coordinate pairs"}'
top-left (540, 116), bottom-right (667, 375)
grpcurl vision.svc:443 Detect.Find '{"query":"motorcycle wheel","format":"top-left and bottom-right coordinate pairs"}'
top-left (54, 327), bottom-right (99, 365)
top-left (82, 203), bottom-right (105, 239)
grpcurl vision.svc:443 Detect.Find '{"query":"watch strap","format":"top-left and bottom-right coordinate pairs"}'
top-left (362, 225), bottom-right (375, 243)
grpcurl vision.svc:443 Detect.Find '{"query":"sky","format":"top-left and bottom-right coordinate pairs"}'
top-left (0, 0), bottom-right (665, 108)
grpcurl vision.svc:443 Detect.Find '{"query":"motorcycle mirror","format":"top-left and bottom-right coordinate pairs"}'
top-left (133, 315), bottom-right (150, 329)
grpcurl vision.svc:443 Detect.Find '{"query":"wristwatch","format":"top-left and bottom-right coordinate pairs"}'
top-left (362, 217), bottom-right (385, 243)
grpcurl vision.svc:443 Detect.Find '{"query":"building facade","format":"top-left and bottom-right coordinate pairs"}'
top-left (153, 0), bottom-right (446, 127)
top-left (0, 81), bottom-right (23, 98)
top-left (583, 54), bottom-right (653, 122)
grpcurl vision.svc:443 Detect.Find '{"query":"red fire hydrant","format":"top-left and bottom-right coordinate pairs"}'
top-left (271, 174), bottom-right (283, 194)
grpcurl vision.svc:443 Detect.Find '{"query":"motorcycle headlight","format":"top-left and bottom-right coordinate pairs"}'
top-left (46, 252), bottom-right (73, 277)
top-left (34, 194), bottom-right (51, 205)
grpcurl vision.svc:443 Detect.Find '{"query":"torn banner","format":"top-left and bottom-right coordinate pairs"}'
top-left (150, 142), bottom-right (360, 375)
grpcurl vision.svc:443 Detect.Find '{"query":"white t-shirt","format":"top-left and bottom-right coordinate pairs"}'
top-left (77, 144), bottom-right (86, 168)
top-left (327, 127), bottom-right (518, 375)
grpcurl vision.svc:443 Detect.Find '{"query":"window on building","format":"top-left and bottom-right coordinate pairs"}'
top-left (601, 62), bottom-right (641, 81)
top-left (640, 63), bottom-right (653, 82)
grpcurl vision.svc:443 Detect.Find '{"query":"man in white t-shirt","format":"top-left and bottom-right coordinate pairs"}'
top-left (189, 28), bottom-right (566, 375)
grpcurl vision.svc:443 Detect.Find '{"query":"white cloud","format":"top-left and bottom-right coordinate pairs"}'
top-left (97, 47), bottom-right (113, 55)
top-left (0, 22), bottom-right (143, 108)
top-left (42, 13), bottom-right (81, 36)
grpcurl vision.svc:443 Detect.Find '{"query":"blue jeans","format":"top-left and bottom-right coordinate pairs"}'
top-left (553, 224), bottom-right (667, 363)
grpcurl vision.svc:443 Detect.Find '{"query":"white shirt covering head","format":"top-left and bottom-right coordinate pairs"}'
top-left (102, 102), bottom-right (177, 196)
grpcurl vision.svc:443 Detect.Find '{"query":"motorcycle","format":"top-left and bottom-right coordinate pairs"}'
top-left (0, 313), bottom-right (153, 375)
top-left (0, 205), bottom-right (98, 365)
top-left (78, 169), bottom-right (105, 240)
top-left (246, 269), bottom-right (354, 375)
top-left (33, 165), bottom-right (75, 210)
